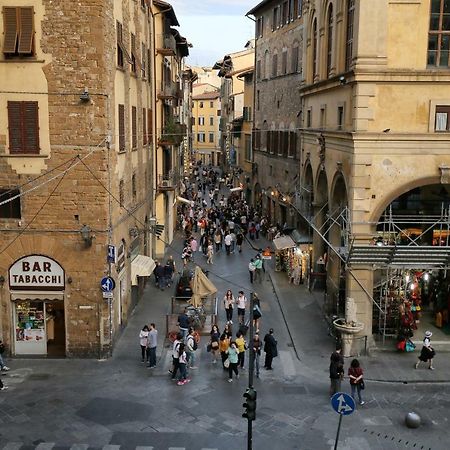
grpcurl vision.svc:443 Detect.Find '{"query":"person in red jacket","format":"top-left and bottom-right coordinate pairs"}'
top-left (348, 359), bottom-right (365, 405)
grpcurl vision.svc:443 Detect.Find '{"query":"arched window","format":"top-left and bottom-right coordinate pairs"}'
top-left (345, 0), bottom-right (355, 71)
top-left (326, 4), bottom-right (333, 77)
top-left (313, 18), bottom-right (318, 78)
top-left (272, 50), bottom-right (278, 78)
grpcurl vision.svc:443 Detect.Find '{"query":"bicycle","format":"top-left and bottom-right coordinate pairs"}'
top-left (186, 305), bottom-right (207, 331)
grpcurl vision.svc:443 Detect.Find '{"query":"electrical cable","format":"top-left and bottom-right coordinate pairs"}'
top-left (0, 162), bottom-right (71, 257)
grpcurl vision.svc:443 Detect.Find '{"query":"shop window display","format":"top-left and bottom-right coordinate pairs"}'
top-left (15, 301), bottom-right (45, 343)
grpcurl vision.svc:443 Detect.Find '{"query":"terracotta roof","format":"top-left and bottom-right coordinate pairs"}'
top-left (192, 91), bottom-right (220, 100)
top-left (225, 66), bottom-right (254, 78)
top-left (153, 0), bottom-right (179, 26)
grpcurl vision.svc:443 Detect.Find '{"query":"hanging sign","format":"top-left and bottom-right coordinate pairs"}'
top-left (9, 255), bottom-right (65, 291)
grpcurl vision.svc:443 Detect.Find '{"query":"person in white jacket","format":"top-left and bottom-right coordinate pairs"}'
top-left (139, 325), bottom-right (150, 363)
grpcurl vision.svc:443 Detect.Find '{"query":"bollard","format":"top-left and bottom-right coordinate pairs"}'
top-left (405, 412), bottom-right (421, 429)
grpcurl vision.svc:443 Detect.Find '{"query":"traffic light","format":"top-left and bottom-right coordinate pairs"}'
top-left (242, 388), bottom-right (257, 421)
top-left (154, 224), bottom-right (164, 238)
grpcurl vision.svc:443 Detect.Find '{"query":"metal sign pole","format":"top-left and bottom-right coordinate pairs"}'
top-left (247, 291), bottom-right (255, 450)
top-left (334, 414), bottom-right (343, 450)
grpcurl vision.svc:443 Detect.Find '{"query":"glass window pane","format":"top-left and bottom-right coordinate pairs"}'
top-left (432, 0), bottom-right (442, 14)
top-left (441, 34), bottom-right (450, 50)
top-left (429, 34), bottom-right (438, 50)
top-left (444, 0), bottom-right (450, 13)
top-left (440, 50), bottom-right (450, 66)
top-left (430, 14), bottom-right (441, 30)
top-left (428, 50), bottom-right (437, 65)
top-left (443, 14), bottom-right (450, 29)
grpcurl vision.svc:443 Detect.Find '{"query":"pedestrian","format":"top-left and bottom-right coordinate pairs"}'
top-left (253, 333), bottom-right (262, 378)
top-left (181, 244), bottom-right (192, 266)
top-left (147, 323), bottom-right (158, 368)
top-left (170, 332), bottom-right (183, 380)
top-left (253, 255), bottom-right (263, 283)
top-left (415, 330), bottom-right (435, 370)
top-left (230, 230), bottom-right (236, 253)
top-left (236, 291), bottom-right (248, 325)
top-left (224, 322), bottom-right (233, 338)
top-left (219, 333), bottom-right (231, 369)
top-left (207, 242), bottom-right (214, 264)
top-left (177, 343), bottom-right (190, 386)
top-left (236, 231), bottom-right (244, 252)
top-left (224, 232), bottom-right (232, 255)
top-left (153, 260), bottom-right (161, 287)
top-left (329, 347), bottom-right (344, 396)
top-left (248, 258), bottom-right (256, 284)
top-left (155, 261), bottom-right (165, 290)
top-left (223, 289), bottom-right (235, 324)
top-left (226, 341), bottom-right (240, 382)
top-left (0, 340), bottom-right (9, 372)
top-left (252, 293), bottom-right (262, 333)
top-left (178, 308), bottom-right (190, 340)
top-left (0, 376), bottom-right (7, 391)
top-left (163, 261), bottom-right (173, 289)
top-left (166, 256), bottom-right (176, 283)
top-left (139, 325), bottom-right (150, 363)
top-left (186, 327), bottom-right (198, 369)
top-left (235, 331), bottom-right (247, 370)
top-left (209, 324), bottom-right (221, 363)
top-left (263, 328), bottom-right (278, 370)
top-left (214, 230), bottom-right (222, 252)
top-left (190, 237), bottom-right (198, 259)
top-left (348, 359), bottom-right (365, 405)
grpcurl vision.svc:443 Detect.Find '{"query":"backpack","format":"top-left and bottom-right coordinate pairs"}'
top-left (0, 342), bottom-right (4, 354)
top-left (189, 336), bottom-right (198, 351)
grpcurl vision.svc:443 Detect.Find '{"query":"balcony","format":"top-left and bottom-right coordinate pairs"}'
top-left (157, 81), bottom-right (179, 100)
top-left (158, 122), bottom-right (187, 146)
top-left (156, 33), bottom-right (176, 56)
top-left (157, 171), bottom-right (178, 191)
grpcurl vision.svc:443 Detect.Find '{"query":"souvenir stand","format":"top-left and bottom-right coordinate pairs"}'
top-left (273, 235), bottom-right (296, 273)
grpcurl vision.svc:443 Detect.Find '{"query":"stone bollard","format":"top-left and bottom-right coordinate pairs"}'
top-left (405, 412), bottom-right (421, 429)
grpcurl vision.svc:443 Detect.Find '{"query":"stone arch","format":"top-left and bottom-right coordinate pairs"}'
top-left (370, 175), bottom-right (440, 223)
top-left (330, 170), bottom-right (348, 211)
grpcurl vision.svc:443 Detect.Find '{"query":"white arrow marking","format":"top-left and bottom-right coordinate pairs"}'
top-left (337, 394), bottom-right (353, 414)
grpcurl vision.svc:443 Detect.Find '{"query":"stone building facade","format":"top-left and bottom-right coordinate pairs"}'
top-left (247, 0), bottom-right (303, 227)
top-left (0, 0), bottom-right (189, 358)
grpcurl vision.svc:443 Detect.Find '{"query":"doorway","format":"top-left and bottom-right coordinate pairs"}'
top-left (45, 302), bottom-right (66, 357)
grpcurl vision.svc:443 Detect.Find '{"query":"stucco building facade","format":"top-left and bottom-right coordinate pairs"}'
top-left (0, 0), bottom-right (189, 358)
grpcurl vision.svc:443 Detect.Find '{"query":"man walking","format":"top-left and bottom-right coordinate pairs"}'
top-left (253, 255), bottom-right (263, 283)
top-left (147, 323), bottom-right (158, 369)
top-left (186, 328), bottom-right (198, 369)
top-left (248, 258), bottom-right (256, 284)
top-left (170, 333), bottom-right (182, 380)
top-left (329, 345), bottom-right (344, 396)
top-left (263, 328), bottom-right (278, 370)
top-left (178, 308), bottom-right (190, 340)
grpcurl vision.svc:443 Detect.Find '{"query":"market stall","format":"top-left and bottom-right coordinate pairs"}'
top-left (273, 235), bottom-right (310, 284)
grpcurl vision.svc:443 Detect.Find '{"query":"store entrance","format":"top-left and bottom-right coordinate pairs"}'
top-left (45, 302), bottom-right (66, 357)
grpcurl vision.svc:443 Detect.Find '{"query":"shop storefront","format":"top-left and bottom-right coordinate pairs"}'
top-left (273, 235), bottom-right (311, 285)
top-left (8, 255), bottom-right (66, 357)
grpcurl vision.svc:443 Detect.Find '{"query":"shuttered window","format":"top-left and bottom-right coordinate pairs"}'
top-left (118, 104), bottom-right (125, 152)
top-left (141, 43), bottom-right (146, 79)
top-left (130, 33), bottom-right (137, 74)
top-left (0, 189), bottom-right (21, 219)
top-left (116, 21), bottom-right (131, 68)
top-left (131, 106), bottom-right (137, 149)
top-left (3, 6), bottom-right (34, 56)
top-left (7, 101), bottom-right (39, 154)
top-left (143, 108), bottom-right (147, 145)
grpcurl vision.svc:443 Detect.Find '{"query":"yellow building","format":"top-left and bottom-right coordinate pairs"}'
top-left (192, 88), bottom-right (221, 166)
top-left (249, 0), bottom-right (450, 352)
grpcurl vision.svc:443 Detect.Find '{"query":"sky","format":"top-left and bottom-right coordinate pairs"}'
top-left (168, 0), bottom-right (257, 67)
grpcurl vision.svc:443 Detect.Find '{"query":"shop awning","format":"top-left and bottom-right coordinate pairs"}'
top-left (11, 292), bottom-right (65, 301)
top-left (131, 255), bottom-right (156, 286)
top-left (346, 245), bottom-right (450, 268)
top-left (273, 235), bottom-right (296, 250)
top-left (287, 229), bottom-right (312, 244)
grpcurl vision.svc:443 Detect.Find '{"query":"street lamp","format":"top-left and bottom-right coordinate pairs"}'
top-left (80, 224), bottom-right (93, 247)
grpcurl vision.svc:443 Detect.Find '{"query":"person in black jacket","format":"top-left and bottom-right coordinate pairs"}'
top-left (329, 347), bottom-right (344, 396)
top-left (263, 328), bottom-right (278, 370)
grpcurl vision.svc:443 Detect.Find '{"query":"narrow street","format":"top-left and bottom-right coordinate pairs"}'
top-left (1, 184), bottom-right (449, 449)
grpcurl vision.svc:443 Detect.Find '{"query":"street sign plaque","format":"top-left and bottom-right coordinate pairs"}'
top-left (100, 276), bottom-right (116, 293)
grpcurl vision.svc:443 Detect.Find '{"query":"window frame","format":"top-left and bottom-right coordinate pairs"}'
top-left (428, 0), bottom-right (450, 67)
top-left (2, 6), bottom-right (35, 57)
top-left (345, 0), bottom-right (355, 72)
top-left (209, 132), bottom-right (214, 143)
top-left (326, 4), bottom-right (334, 77)
top-left (0, 188), bottom-right (21, 219)
top-left (118, 104), bottom-right (126, 152)
top-left (131, 106), bottom-right (137, 149)
top-left (435, 105), bottom-right (450, 131)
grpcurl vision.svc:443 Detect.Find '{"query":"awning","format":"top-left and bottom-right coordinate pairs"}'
top-left (273, 235), bottom-right (296, 250)
top-left (11, 292), bottom-right (65, 301)
top-left (287, 229), bottom-right (312, 245)
top-left (131, 255), bottom-right (156, 286)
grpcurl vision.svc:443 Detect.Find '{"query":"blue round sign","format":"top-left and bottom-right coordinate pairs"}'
top-left (331, 392), bottom-right (356, 416)
top-left (100, 276), bottom-right (115, 292)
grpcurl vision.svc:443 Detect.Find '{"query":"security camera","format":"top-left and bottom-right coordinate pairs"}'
top-left (339, 76), bottom-right (346, 85)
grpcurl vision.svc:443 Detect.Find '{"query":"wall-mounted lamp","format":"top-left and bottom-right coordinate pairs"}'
top-left (80, 87), bottom-right (90, 102)
top-left (80, 224), bottom-right (93, 246)
top-left (339, 76), bottom-right (347, 85)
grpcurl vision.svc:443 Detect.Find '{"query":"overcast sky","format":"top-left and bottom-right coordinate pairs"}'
top-left (169, 0), bottom-right (256, 66)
